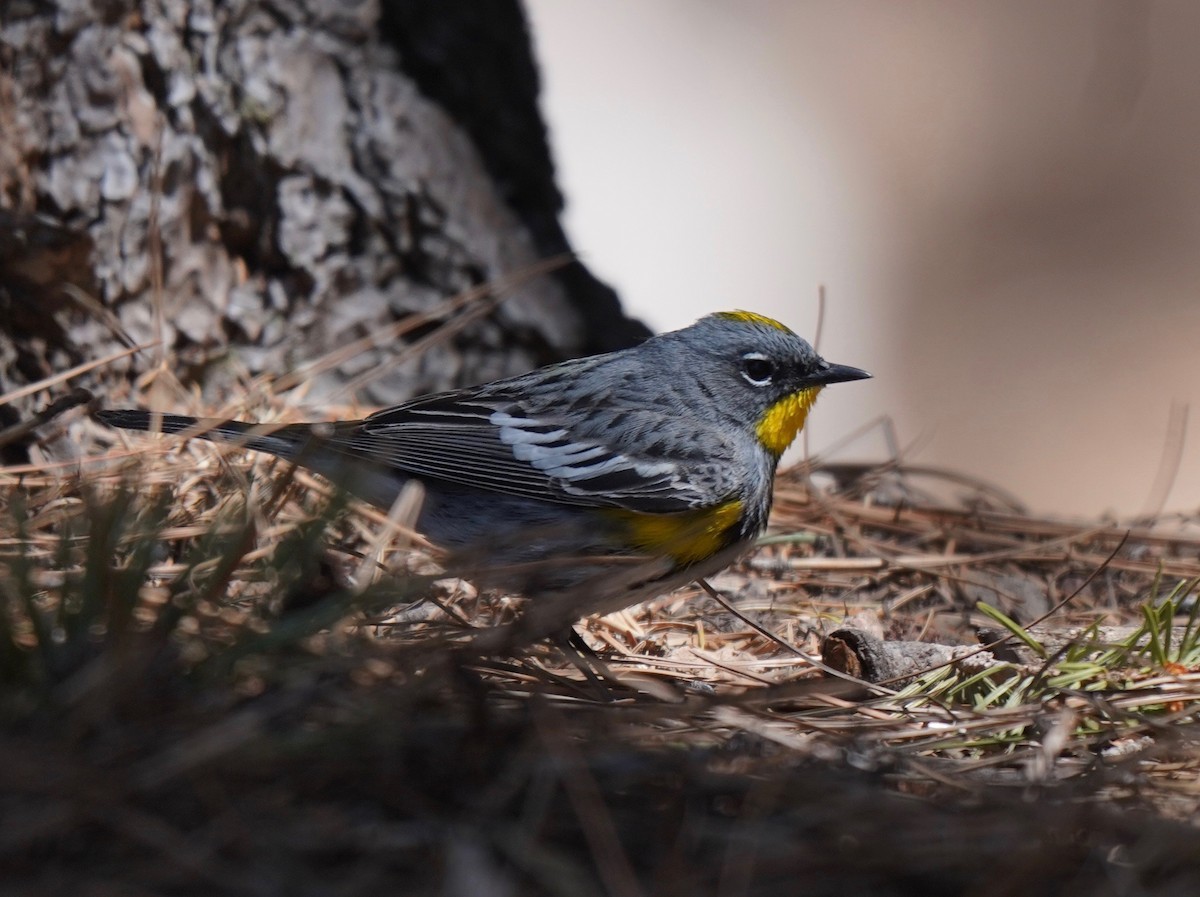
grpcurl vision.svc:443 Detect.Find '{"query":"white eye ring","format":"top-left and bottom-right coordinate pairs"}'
top-left (740, 352), bottom-right (776, 387)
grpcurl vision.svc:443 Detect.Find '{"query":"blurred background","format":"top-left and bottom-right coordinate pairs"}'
top-left (525, 0), bottom-right (1200, 519)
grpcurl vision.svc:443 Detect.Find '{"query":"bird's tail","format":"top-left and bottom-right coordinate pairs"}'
top-left (97, 409), bottom-right (408, 509)
top-left (95, 409), bottom-right (310, 462)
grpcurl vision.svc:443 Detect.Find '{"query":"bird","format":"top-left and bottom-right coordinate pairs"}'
top-left (96, 310), bottom-right (869, 622)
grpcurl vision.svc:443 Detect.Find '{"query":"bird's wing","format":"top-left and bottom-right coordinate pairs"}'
top-left (310, 390), bottom-right (726, 513)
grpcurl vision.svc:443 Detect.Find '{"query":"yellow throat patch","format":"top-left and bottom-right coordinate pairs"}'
top-left (714, 310), bottom-right (794, 332)
top-left (756, 386), bottom-right (822, 457)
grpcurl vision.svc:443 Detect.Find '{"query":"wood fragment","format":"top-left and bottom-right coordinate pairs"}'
top-left (821, 628), bottom-right (963, 684)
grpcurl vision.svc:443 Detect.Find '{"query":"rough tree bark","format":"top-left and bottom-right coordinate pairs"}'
top-left (0, 0), bottom-right (646, 450)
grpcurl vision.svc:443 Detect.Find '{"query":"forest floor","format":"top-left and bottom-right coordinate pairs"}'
top-left (2, 376), bottom-right (1198, 896)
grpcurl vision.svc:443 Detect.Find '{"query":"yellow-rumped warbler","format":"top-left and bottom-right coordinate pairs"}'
top-left (97, 311), bottom-right (868, 616)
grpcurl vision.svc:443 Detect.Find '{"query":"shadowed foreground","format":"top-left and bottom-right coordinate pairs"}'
top-left (1, 411), bottom-right (1198, 895)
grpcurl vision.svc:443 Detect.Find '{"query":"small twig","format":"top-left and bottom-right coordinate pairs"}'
top-left (802, 284), bottom-right (827, 462)
top-left (1138, 400), bottom-right (1188, 522)
top-left (0, 343), bottom-right (158, 409)
top-left (0, 388), bottom-right (93, 449)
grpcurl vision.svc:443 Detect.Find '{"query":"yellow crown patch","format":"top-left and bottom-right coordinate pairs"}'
top-left (713, 310), bottom-right (794, 333)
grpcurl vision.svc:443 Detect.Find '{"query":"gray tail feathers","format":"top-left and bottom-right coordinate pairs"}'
top-left (95, 409), bottom-right (308, 461)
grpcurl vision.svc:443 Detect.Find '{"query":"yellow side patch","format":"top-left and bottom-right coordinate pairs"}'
top-left (610, 499), bottom-right (744, 567)
top-left (756, 387), bottom-right (822, 457)
top-left (714, 310), bottom-right (794, 333)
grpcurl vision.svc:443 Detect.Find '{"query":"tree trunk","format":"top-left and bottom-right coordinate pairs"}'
top-left (0, 0), bottom-right (645, 434)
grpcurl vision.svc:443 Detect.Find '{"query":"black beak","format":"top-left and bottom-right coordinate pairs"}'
top-left (811, 361), bottom-right (872, 385)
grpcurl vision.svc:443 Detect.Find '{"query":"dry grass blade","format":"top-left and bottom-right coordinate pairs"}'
top-left (0, 343), bottom-right (157, 408)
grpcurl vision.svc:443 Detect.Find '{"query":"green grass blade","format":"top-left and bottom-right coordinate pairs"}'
top-left (976, 601), bottom-right (1047, 659)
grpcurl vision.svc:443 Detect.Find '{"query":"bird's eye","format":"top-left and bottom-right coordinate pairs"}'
top-left (739, 353), bottom-right (776, 386)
